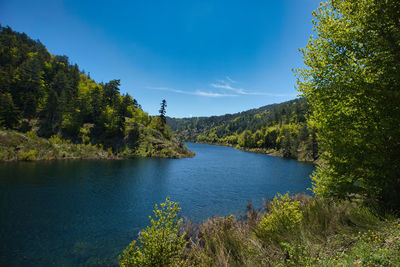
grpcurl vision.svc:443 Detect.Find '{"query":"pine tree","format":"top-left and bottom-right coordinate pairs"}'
top-left (159, 99), bottom-right (167, 124)
top-left (0, 93), bottom-right (20, 128)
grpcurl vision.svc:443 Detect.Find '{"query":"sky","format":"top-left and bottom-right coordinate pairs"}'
top-left (0, 0), bottom-right (321, 118)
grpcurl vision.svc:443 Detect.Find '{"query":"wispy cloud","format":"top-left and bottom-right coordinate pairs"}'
top-left (147, 86), bottom-right (237, 97)
top-left (226, 76), bottom-right (237, 84)
top-left (147, 77), bottom-right (295, 99)
top-left (194, 91), bottom-right (237, 97)
top-left (210, 83), bottom-right (246, 94)
top-left (211, 78), bottom-right (295, 97)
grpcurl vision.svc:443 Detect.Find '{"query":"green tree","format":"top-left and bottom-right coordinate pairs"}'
top-left (0, 92), bottom-right (20, 128)
top-left (159, 99), bottom-right (167, 124)
top-left (296, 0), bottom-right (400, 209)
top-left (119, 197), bottom-right (187, 267)
top-left (16, 53), bottom-right (44, 118)
top-left (103, 79), bottom-right (121, 106)
top-left (39, 89), bottom-right (59, 137)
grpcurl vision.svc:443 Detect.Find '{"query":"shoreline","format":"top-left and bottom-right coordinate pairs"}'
top-left (187, 141), bottom-right (317, 164)
top-left (0, 151), bottom-right (195, 163)
top-left (0, 130), bottom-right (195, 163)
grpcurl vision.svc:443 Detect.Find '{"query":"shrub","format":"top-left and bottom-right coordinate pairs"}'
top-left (26, 130), bottom-right (38, 139)
top-left (18, 149), bottom-right (37, 161)
top-left (49, 135), bottom-right (64, 144)
top-left (256, 193), bottom-right (303, 242)
top-left (119, 197), bottom-right (187, 267)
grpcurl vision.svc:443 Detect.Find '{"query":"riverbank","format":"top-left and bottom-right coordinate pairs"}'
top-left (189, 141), bottom-right (316, 163)
top-left (121, 195), bottom-right (400, 266)
top-left (0, 130), bottom-right (194, 161)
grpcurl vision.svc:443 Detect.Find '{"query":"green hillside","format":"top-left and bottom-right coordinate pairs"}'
top-left (0, 26), bottom-right (194, 160)
top-left (168, 98), bottom-right (318, 162)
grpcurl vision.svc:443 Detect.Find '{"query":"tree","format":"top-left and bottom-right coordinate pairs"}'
top-left (159, 99), bottom-right (167, 124)
top-left (103, 79), bottom-right (121, 106)
top-left (16, 53), bottom-right (44, 118)
top-left (296, 0), bottom-right (400, 209)
top-left (119, 197), bottom-right (187, 267)
top-left (0, 93), bottom-right (20, 128)
top-left (39, 89), bottom-right (59, 137)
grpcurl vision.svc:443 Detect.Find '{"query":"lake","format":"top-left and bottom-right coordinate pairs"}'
top-left (0, 143), bottom-right (314, 266)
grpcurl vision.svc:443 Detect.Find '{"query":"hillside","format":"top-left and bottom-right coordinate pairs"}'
top-left (167, 98), bottom-right (318, 162)
top-left (0, 26), bottom-right (194, 160)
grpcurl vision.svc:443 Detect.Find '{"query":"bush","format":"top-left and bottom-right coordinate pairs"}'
top-left (18, 149), bottom-right (37, 161)
top-left (119, 197), bottom-right (187, 267)
top-left (49, 135), bottom-right (64, 144)
top-left (26, 130), bottom-right (38, 139)
top-left (256, 193), bottom-right (303, 242)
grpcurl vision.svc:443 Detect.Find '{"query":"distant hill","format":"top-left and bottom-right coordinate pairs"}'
top-left (167, 98), bottom-right (318, 162)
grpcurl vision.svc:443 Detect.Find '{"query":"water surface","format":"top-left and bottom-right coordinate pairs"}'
top-left (0, 143), bottom-right (314, 266)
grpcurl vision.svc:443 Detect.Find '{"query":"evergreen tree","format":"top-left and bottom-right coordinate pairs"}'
top-left (0, 92), bottom-right (20, 128)
top-left (103, 79), bottom-right (121, 107)
top-left (159, 99), bottom-right (167, 124)
top-left (39, 89), bottom-right (59, 137)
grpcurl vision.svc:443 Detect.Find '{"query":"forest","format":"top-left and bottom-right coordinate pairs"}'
top-left (0, 25), bottom-right (194, 160)
top-left (168, 98), bottom-right (318, 162)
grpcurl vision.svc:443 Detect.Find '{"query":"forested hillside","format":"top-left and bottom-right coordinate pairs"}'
top-left (168, 98), bottom-right (318, 161)
top-left (0, 26), bottom-right (193, 160)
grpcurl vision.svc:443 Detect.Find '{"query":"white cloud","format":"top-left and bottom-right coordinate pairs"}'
top-left (226, 76), bottom-right (237, 83)
top-left (211, 77), bottom-right (295, 97)
top-left (147, 86), bottom-right (237, 97)
top-left (210, 83), bottom-right (246, 94)
top-left (194, 90), bottom-right (237, 97)
top-left (147, 77), bottom-right (295, 99)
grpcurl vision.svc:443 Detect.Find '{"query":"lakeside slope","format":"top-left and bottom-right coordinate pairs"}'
top-left (168, 98), bottom-right (318, 162)
top-left (0, 129), bottom-right (194, 161)
top-left (0, 26), bottom-right (194, 160)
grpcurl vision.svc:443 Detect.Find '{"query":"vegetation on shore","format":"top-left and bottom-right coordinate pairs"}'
top-left (296, 0), bottom-right (400, 210)
top-left (0, 128), bottom-right (194, 161)
top-left (168, 98), bottom-right (318, 162)
top-left (120, 196), bottom-right (400, 267)
top-left (0, 26), bottom-right (194, 160)
top-left (0, 130), bottom-right (114, 161)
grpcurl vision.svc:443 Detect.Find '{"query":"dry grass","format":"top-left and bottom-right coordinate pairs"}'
top-left (174, 194), bottom-right (397, 266)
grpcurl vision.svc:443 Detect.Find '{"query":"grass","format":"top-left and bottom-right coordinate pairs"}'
top-left (185, 196), bottom-right (399, 266)
top-left (122, 195), bottom-right (400, 266)
top-left (0, 130), bottom-right (114, 161)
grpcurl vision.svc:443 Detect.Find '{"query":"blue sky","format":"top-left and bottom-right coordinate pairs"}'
top-left (0, 0), bottom-right (321, 118)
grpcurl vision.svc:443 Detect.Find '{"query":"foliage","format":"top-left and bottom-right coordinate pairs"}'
top-left (121, 195), bottom-right (399, 266)
top-left (18, 149), bottom-right (37, 161)
top-left (0, 92), bottom-right (20, 128)
top-left (296, 0), bottom-right (400, 209)
top-left (0, 26), bottom-right (193, 160)
top-left (159, 99), bottom-right (167, 124)
top-left (119, 197), bottom-right (187, 267)
top-left (320, 221), bottom-right (400, 266)
top-left (168, 98), bottom-right (318, 161)
top-left (256, 193), bottom-right (303, 242)
top-left (0, 130), bottom-right (113, 161)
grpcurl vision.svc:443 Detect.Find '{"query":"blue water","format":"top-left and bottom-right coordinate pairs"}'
top-left (0, 143), bottom-right (314, 266)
